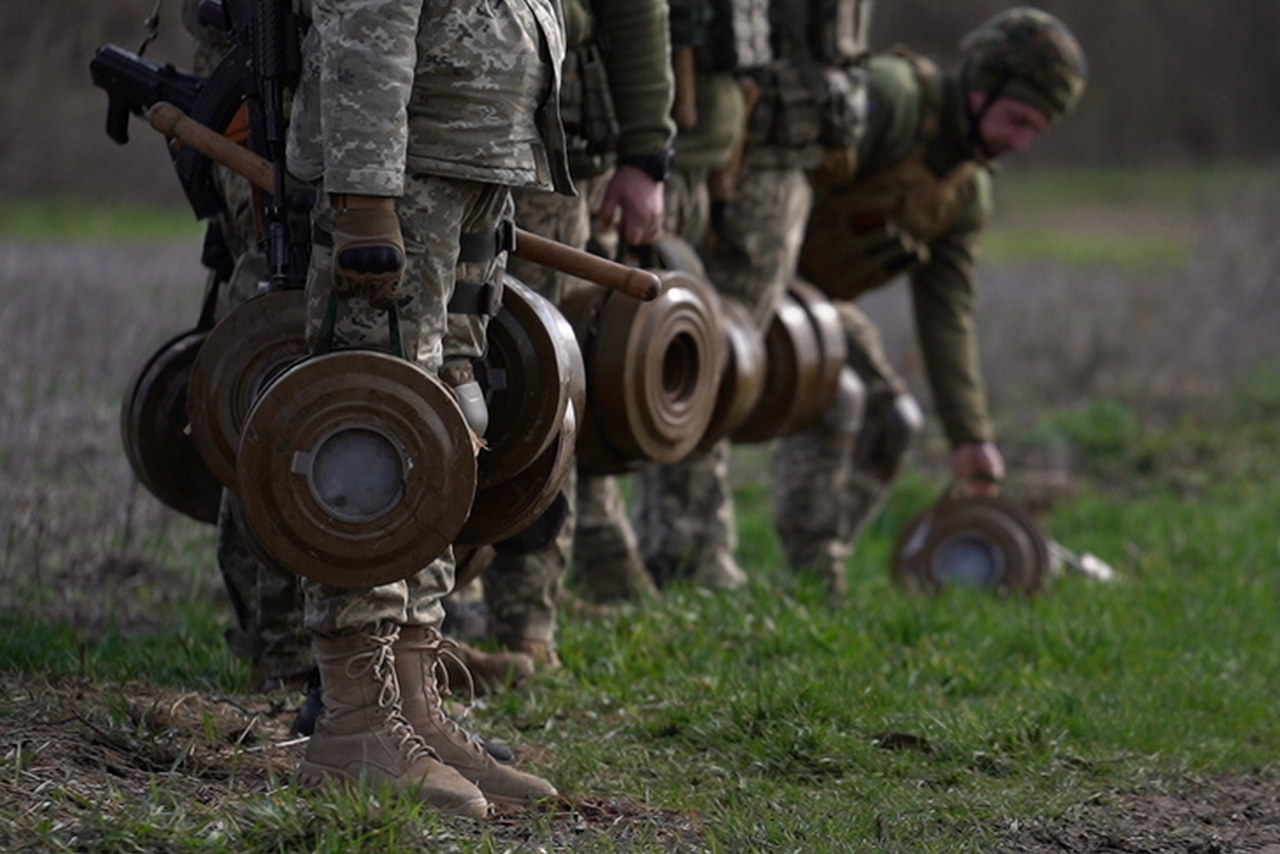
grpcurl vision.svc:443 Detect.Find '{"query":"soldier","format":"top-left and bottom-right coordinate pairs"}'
top-left (278, 0), bottom-right (573, 814)
top-left (783, 6), bottom-right (1089, 591)
top-left (179, 0), bottom-right (539, 706)
top-left (634, 0), bottom-right (875, 590)
top-left (481, 0), bottom-right (676, 668)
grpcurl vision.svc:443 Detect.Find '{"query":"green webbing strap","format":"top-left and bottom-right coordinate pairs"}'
top-left (314, 291), bottom-right (406, 360)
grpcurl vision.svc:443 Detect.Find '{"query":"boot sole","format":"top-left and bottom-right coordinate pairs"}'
top-left (297, 760), bottom-right (491, 819)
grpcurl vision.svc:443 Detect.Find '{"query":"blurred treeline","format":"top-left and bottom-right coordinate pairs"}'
top-left (2, 0), bottom-right (1278, 205)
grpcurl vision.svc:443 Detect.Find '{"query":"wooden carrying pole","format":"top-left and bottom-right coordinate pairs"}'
top-left (147, 102), bottom-right (662, 302)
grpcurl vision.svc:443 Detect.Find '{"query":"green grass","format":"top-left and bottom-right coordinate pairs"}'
top-left (3, 388), bottom-right (1279, 851)
top-left (0, 197), bottom-right (203, 242)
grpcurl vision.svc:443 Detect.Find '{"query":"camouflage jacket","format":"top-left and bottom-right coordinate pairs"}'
top-left (287, 0), bottom-right (572, 197)
top-left (856, 50), bottom-right (995, 445)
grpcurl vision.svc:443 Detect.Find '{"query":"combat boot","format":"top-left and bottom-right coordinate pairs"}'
top-left (573, 548), bottom-right (660, 603)
top-left (395, 625), bottom-right (559, 806)
top-left (690, 553), bottom-right (748, 591)
top-left (441, 640), bottom-right (535, 697)
top-left (297, 625), bottom-right (490, 819)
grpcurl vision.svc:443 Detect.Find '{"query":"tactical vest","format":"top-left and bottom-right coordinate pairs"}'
top-left (701, 0), bottom-right (773, 72)
top-left (742, 0), bottom-right (872, 160)
top-left (800, 47), bottom-right (980, 301)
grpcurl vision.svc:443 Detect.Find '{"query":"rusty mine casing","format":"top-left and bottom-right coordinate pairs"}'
top-left (645, 235), bottom-right (767, 454)
top-left (120, 328), bottom-right (222, 525)
top-left (560, 258), bottom-right (727, 475)
top-left (731, 279), bottom-right (847, 444)
top-left (236, 349), bottom-right (477, 589)
top-left (891, 494), bottom-right (1053, 597)
top-left (456, 276), bottom-right (585, 546)
top-left (187, 290), bottom-right (309, 488)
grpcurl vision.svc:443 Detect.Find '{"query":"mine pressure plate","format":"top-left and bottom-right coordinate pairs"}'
top-left (120, 328), bottom-right (222, 525)
top-left (890, 494), bottom-right (1053, 596)
top-left (236, 349), bottom-right (477, 588)
top-left (188, 290), bottom-right (309, 487)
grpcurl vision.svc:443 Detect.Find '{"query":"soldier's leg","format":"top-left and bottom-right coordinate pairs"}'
top-left (632, 166), bottom-right (812, 587)
top-left (633, 439), bottom-right (744, 589)
top-left (217, 492), bottom-right (311, 690)
top-left (572, 469), bottom-right (660, 599)
top-left (472, 187), bottom-right (585, 664)
top-left (773, 304), bottom-right (922, 592)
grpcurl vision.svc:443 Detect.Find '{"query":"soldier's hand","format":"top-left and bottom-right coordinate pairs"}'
top-left (599, 165), bottom-right (665, 247)
top-left (951, 440), bottom-right (1004, 497)
top-left (331, 194), bottom-right (404, 309)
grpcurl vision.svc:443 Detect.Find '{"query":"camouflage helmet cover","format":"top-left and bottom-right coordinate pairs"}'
top-left (959, 6), bottom-right (1087, 119)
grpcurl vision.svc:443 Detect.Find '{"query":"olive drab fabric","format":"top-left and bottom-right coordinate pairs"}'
top-left (803, 48), bottom-right (995, 446)
top-left (959, 6), bottom-right (1088, 120)
top-left (801, 48), bottom-right (982, 302)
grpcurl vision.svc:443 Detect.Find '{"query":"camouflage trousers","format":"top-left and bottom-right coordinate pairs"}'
top-left (296, 173), bottom-right (511, 636)
top-left (772, 301), bottom-right (919, 588)
top-left (480, 175), bottom-right (648, 649)
top-left (632, 165), bottom-right (812, 586)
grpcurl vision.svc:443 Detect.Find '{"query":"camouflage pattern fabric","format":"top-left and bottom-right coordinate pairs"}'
top-left (631, 166), bottom-right (811, 587)
top-left (287, 0), bottom-right (571, 197)
top-left (481, 173), bottom-right (650, 651)
top-left (301, 174), bottom-right (515, 636)
top-left (772, 302), bottom-right (909, 590)
top-left (184, 0), bottom-right (307, 686)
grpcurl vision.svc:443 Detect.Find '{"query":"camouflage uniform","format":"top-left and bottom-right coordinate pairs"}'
top-left (782, 8), bottom-right (1087, 590)
top-left (484, 0), bottom-right (675, 657)
top-left (630, 0), bottom-right (755, 588)
top-left (634, 0), bottom-right (873, 588)
top-left (284, 0), bottom-right (571, 638)
top-left (182, 0), bottom-right (310, 688)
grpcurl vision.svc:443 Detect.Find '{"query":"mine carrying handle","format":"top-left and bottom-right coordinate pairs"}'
top-left (147, 102), bottom-right (663, 302)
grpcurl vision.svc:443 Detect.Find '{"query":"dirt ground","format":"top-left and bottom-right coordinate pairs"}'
top-left (3, 664), bottom-right (1278, 852)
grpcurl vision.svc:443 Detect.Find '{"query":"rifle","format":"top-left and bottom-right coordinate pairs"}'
top-left (89, 42), bottom-right (248, 218)
top-left (89, 0), bottom-right (309, 289)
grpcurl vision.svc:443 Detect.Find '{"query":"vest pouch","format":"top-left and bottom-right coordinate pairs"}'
top-left (801, 210), bottom-right (930, 300)
top-left (746, 63), bottom-right (823, 151)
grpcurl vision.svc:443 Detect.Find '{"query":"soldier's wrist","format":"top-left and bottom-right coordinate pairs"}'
top-left (618, 148), bottom-right (675, 183)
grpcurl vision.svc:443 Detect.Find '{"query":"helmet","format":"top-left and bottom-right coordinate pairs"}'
top-left (959, 7), bottom-right (1087, 119)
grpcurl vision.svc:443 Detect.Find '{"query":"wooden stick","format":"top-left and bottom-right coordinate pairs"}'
top-left (146, 101), bottom-right (663, 301)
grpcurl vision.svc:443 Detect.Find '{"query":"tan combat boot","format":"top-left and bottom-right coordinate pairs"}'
top-left (441, 640), bottom-right (535, 697)
top-left (297, 625), bottom-right (490, 819)
top-left (395, 625), bottom-right (559, 807)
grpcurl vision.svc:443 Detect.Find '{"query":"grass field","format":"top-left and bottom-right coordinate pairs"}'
top-left (1, 166), bottom-right (1279, 852)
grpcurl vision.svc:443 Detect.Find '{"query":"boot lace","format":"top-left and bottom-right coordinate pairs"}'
top-left (401, 628), bottom-right (486, 755)
top-left (342, 629), bottom-right (436, 761)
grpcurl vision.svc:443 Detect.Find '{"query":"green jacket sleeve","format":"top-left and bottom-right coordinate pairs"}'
top-left (909, 182), bottom-right (994, 446)
top-left (595, 0), bottom-right (676, 158)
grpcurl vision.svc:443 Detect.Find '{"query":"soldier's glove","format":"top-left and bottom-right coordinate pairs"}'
top-left (331, 194), bottom-right (404, 309)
